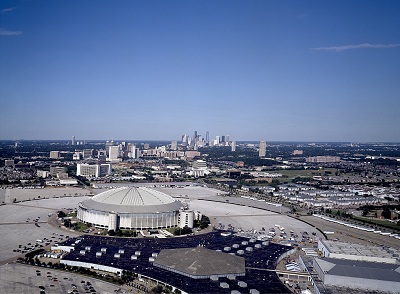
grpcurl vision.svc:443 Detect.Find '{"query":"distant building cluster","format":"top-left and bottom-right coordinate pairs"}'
top-left (275, 183), bottom-right (389, 208)
top-left (306, 156), bottom-right (340, 163)
top-left (181, 131), bottom-right (234, 149)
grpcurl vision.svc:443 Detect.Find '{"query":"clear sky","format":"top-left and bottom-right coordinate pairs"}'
top-left (1, 1), bottom-right (400, 142)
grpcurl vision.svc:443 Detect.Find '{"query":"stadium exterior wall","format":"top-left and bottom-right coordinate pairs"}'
top-left (78, 204), bottom-right (180, 230)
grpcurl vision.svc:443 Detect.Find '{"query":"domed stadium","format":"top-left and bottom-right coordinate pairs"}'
top-left (77, 187), bottom-right (189, 230)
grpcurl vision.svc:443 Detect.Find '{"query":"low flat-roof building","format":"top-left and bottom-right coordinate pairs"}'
top-left (318, 239), bottom-right (400, 264)
top-left (313, 257), bottom-right (400, 292)
top-left (153, 246), bottom-right (245, 279)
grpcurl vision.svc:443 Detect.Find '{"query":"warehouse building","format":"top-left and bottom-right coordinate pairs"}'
top-left (318, 239), bottom-right (400, 264)
top-left (313, 257), bottom-right (400, 292)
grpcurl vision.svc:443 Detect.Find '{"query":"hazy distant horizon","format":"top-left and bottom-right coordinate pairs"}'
top-left (1, 138), bottom-right (400, 145)
top-left (1, 1), bottom-right (400, 142)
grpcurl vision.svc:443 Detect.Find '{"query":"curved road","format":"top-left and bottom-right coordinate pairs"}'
top-left (299, 215), bottom-right (400, 248)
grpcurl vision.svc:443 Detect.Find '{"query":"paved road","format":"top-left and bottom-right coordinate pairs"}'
top-left (299, 215), bottom-right (400, 248)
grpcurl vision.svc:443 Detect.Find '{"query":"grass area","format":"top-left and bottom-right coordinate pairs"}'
top-left (275, 168), bottom-right (339, 180)
top-left (166, 227), bottom-right (175, 234)
top-left (73, 222), bottom-right (90, 232)
top-left (353, 216), bottom-right (400, 231)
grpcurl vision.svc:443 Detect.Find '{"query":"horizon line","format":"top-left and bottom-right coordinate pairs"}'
top-left (1, 139), bottom-right (400, 144)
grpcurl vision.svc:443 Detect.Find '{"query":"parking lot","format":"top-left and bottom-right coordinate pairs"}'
top-left (0, 196), bottom-right (89, 264)
top-left (157, 186), bottom-right (322, 243)
top-left (0, 186), bottom-right (323, 263)
top-left (0, 263), bottom-right (128, 294)
top-left (61, 232), bottom-right (292, 293)
top-left (0, 185), bottom-right (324, 293)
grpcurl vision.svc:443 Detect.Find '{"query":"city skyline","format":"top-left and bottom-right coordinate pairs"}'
top-left (1, 1), bottom-right (400, 142)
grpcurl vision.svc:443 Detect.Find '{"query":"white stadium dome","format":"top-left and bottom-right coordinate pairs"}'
top-left (78, 187), bottom-right (186, 230)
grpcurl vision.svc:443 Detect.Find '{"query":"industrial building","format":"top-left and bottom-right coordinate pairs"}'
top-left (299, 240), bottom-right (400, 293)
top-left (312, 257), bottom-right (400, 292)
top-left (77, 186), bottom-right (193, 230)
top-left (306, 156), bottom-right (341, 163)
top-left (318, 239), bottom-right (400, 264)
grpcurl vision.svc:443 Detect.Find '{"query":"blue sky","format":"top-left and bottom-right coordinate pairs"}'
top-left (1, 1), bottom-right (400, 142)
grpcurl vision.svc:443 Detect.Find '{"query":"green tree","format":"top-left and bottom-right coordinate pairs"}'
top-left (200, 216), bottom-right (210, 229)
top-left (381, 207), bottom-right (392, 219)
top-left (64, 219), bottom-right (71, 228)
top-left (151, 285), bottom-right (164, 293)
top-left (57, 211), bottom-right (66, 218)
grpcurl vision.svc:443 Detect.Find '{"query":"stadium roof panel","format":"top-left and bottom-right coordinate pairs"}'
top-left (79, 186), bottom-right (183, 213)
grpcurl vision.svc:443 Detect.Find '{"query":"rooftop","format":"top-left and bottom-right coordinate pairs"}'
top-left (154, 246), bottom-right (245, 277)
top-left (315, 257), bottom-right (400, 282)
top-left (321, 240), bottom-right (400, 260)
top-left (79, 186), bottom-right (183, 213)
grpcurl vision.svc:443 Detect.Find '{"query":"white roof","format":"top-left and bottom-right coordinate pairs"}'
top-left (80, 186), bottom-right (183, 213)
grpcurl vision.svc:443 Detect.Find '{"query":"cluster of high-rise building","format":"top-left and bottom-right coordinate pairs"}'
top-left (70, 132), bottom-right (268, 159)
top-left (180, 131), bottom-right (232, 148)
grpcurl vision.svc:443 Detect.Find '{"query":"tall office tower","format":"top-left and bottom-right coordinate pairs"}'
top-left (127, 144), bottom-right (137, 159)
top-left (105, 140), bottom-right (114, 156)
top-left (259, 141), bottom-right (267, 157)
top-left (206, 131), bottom-right (209, 143)
top-left (231, 141), bottom-right (236, 152)
top-left (193, 130), bottom-right (198, 145)
top-left (72, 136), bottom-right (75, 146)
top-left (108, 146), bottom-right (120, 160)
top-left (182, 134), bottom-right (188, 144)
top-left (215, 136), bottom-right (221, 144)
top-left (221, 135), bottom-right (226, 143)
top-left (171, 140), bottom-right (178, 150)
top-left (225, 135), bottom-right (230, 143)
